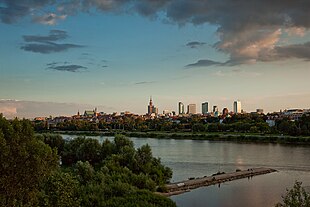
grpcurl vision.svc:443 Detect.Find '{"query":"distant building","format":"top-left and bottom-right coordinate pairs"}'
top-left (233, 100), bottom-right (242, 114)
top-left (213, 106), bottom-right (218, 113)
top-left (84, 108), bottom-right (97, 117)
top-left (178, 102), bottom-right (185, 115)
top-left (283, 109), bottom-right (304, 121)
top-left (202, 102), bottom-right (209, 115)
top-left (256, 109), bottom-right (264, 114)
top-left (148, 97), bottom-right (158, 115)
top-left (187, 104), bottom-right (196, 115)
top-left (163, 110), bottom-right (170, 115)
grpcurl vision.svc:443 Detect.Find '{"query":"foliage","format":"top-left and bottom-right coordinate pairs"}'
top-left (275, 181), bottom-right (310, 207)
top-left (0, 115), bottom-right (59, 206)
top-left (36, 133), bottom-right (65, 155)
top-left (0, 115), bottom-right (175, 207)
top-left (35, 112), bottom-right (310, 138)
top-left (38, 170), bottom-right (80, 207)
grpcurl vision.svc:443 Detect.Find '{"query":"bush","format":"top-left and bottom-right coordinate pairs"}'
top-left (275, 181), bottom-right (310, 207)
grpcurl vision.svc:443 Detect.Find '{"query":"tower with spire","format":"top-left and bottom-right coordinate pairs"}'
top-left (147, 96), bottom-right (158, 115)
top-left (148, 96), bottom-right (153, 115)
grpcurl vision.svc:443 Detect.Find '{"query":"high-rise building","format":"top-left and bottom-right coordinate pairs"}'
top-left (187, 104), bottom-right (196, 114)
top-left (202, 102), bottom-right (209, 115)
top-left (148, 97), bottom-right (158, 115)
top-left (178, 102), bottom-right (185, 115)
top-left (148, 96), bottom-right (153, 115)
top-left (233, 100), bottom-right (242, 114)
top-left (213, 106), bottom-right (218, 113)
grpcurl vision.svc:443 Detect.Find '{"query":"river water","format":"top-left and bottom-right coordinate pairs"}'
top-left (61, 135), bottom-right (310, 207)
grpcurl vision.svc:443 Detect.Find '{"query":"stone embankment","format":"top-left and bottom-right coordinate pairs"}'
top-left (159, 167), bottom-right (277, 196)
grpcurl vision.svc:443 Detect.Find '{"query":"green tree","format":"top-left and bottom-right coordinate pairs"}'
top-left (39, 170), bottom-right (80, 207)
top-left (276, 181), bottom-right (310, 207)
top-left (0, 116), bottom-right (59, 206)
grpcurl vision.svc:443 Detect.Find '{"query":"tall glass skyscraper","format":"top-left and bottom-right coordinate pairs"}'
top-left (178, 102), bottom-right (185, 115)
top-left (202, 102), bottom-right (208, 115)
top-left (233, 100), bottom-right (242, 114)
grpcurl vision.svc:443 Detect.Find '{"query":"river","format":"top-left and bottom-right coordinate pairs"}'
top-left (61, 134), bottom-right (310, 207)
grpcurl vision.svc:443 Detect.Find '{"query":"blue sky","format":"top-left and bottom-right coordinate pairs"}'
top-left (0, 0), bottom-right (310, 118)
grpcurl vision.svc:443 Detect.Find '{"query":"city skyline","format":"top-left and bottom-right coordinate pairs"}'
top-left (1, 1), bottom-right (310, 118)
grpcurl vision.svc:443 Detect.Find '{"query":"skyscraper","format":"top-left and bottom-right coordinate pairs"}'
top-left (178, 102), bottom-right (185, 115)
top-left (233, 100), bottom-right (242, 114)
top-left (213, 105), bottom-right (218, 113)
top-left (187, 104), bottom-right (196, 114)
top-left (202, 102), bottom-right (209, 115)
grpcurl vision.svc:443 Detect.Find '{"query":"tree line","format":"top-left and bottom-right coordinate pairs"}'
top-left (34, 113), bottom-right (310, 136)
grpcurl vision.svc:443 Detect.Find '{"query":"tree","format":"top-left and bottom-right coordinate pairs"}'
top-left (62, 137), bottom-right (102, 166)
top-left (0, 116), bottom-right (59, 206)
top-left (39, 170), bottom-right (80, 207)
top-left (276, 181), bottom-right (310, 207)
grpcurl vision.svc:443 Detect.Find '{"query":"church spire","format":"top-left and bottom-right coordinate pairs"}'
top-left (149, 96), bottom-right (152, 105)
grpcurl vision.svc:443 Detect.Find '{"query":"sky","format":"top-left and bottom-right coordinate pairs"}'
top-left (0, 0), bottom-right (310, 118)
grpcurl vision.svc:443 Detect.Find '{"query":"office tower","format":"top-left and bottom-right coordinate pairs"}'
top-left (178, 102), bottom-right (185, 115)
top-left (153, 107), bottom-right (158, 115)
top-left (202, 102), bottom-right (209, 115)
top-left (233, 100), bottom-right (242, 114)
top-left (213, 105), bottom-right (218, 113)
top-left (187, 104), bottom-right (196, 114)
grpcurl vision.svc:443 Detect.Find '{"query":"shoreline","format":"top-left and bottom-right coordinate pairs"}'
top-left (44, 130), bottom-right (310, 145)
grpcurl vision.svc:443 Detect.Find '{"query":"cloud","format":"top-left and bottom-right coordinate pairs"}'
top-left (0, 0), bottom-right (52, 24)
top-left (21, 30), bottom-right (83, 54)
top-left (186, 59), bottom-right (222, 67)
top-left (2, 0), bottom-right (310, 65)
top-left (186, 41), bottom-right (206, 48)
top-left (21, 42), bottom-right (83, 54)
top-left (275, 42), bottom-right (310, 60)
top-left (0, 99), bottom-right (101, 119)
top-left (32, 13), bottom-right (67, 25)
top-left (23, 30), bottom-right (68, 42)
top-left (47, 63), bottom-right (87, 72)
top-left (134, 81), bottom-right (155, 85)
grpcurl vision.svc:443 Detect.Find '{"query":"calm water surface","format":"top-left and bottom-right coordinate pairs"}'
top-left (62, 135), bottom-right (310, 207)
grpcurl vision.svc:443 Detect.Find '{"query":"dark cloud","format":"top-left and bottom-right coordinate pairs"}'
top-left (275, 42), bottom-right (310, 60)
top-left (21, 30), bottom-right (83, 54)
top-left (21, 42), bottom-right (82, 54)
top-left (186, 59), bottom-right (222, 67)
top-left (23, 30), bottom-right (68, 42)
top-left (0, 0), bottom-right (54, 24)
top-left (186, 41), bottom-right (206, 48)
top-left (47, 63), bottom-right (87, 72)
top-left (2, 0), bottom-right (310, 66)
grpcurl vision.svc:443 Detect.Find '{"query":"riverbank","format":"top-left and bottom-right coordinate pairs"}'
top-left (49, 130), bottom-right (310, 145)
top-left (159, 168), bottom-right (277, 197)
